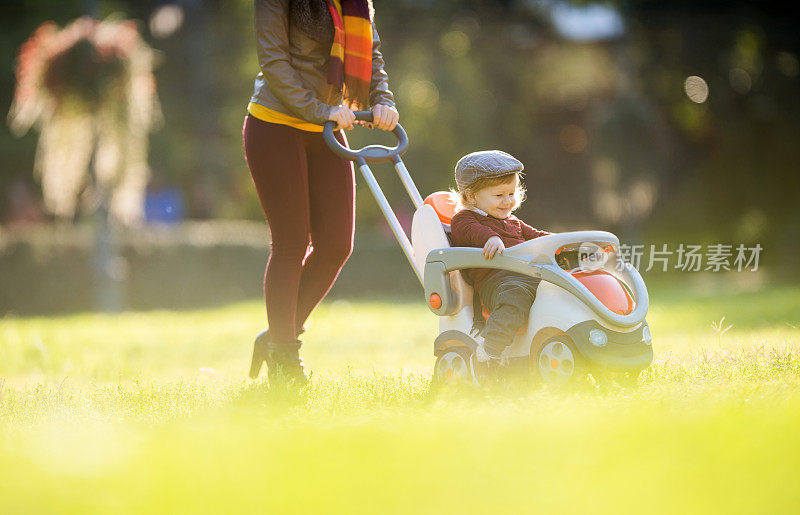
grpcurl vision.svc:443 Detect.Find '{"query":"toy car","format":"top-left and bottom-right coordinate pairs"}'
top-left (324, 113), bottom-right (652, 386)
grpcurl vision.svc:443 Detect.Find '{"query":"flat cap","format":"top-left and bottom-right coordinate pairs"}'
top-left (455, 150), bottom-right (524, 192)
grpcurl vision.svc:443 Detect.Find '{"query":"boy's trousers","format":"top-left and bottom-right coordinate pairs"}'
top-left (478, 271), bottom-right (541, 356)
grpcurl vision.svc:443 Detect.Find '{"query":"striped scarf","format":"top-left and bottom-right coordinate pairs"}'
top-left (325, 0), bottom-right (373, 109)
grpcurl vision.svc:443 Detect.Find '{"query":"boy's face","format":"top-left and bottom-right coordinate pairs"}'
top-left (468, 176), bottom-right (518, 219)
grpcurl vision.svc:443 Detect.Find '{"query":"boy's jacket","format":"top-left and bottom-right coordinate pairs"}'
top-left (450, 209), bottom-right (550, 292)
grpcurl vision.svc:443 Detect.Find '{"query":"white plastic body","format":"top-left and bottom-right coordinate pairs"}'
top-left (504, 282), bottom-right (644, 358)
top-left (411, 203), bottom-right (645, 356)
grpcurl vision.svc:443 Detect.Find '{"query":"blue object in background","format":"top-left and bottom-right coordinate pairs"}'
top-left (145, 186), bottom-right (185, 224)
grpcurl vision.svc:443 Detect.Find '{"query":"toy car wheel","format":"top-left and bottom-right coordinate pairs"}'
top-left (531, 336), bottom-right (586, 386)
top-left (432, 346), bottom-right (477, 386)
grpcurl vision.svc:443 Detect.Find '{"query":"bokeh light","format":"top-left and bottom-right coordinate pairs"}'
top-left (628, 177), bottom-right (657, 217)
top-left (776, 51), bottom-right (799, 77)
top-left (559, 124), bottom-right (588, 153)
top-left (592, 157), bottom-right (620, 187)
top-left (399, 78), bottom-right (440, 109)
top-left (729, 67), bottom-right (752, 94)
top-left (684, 75), bottom-right (709, 103)
top-left (439, 30), bottom-right (470, 58)
top-left (149, 4), bottom-right (184, 39)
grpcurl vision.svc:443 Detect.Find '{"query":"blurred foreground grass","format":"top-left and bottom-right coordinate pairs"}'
top-left (1, 283), bottom-right (800, 513)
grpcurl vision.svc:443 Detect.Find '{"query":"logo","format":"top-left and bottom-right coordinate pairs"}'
top-left (577, 242), bottom-right (609, 271)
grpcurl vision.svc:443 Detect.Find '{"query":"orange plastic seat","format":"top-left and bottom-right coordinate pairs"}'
top-left (424, 192), bottom-right (459, 225)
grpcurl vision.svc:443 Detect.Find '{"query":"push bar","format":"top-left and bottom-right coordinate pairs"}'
top-left (322, 111), bottom-right (409, 164)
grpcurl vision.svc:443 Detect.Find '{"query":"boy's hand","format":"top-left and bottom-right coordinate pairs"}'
top-left (483, 236), bottom-right (505, 259)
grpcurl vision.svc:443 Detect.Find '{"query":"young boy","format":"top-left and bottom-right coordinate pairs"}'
top-left (449, 150), bottom-right (551, 362)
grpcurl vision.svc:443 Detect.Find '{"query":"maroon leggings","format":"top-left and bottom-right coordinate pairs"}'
top-left (242, 115), bottom-right (355, 343)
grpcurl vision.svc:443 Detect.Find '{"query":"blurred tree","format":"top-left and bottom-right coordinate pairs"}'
top-left (7, 16), bottom-right (161, 310)
top-left (8, 17), bottom-right (160, 224)
top-left (0, 0), bottom-right (89, 223)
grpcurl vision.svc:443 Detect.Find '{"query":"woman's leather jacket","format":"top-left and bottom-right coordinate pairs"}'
top-left (251, 0), bottom-right (395, 125)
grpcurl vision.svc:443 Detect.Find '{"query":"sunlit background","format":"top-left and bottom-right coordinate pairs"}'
top-left (1, 0), bottom-right (798, 314)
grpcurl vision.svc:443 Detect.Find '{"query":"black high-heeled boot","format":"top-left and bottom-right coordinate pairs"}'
top-left (266, 340), bottom-right (308, 386)
top-left (248, 327), bottom-right (307, 380)
top-left (249, 330), bottom-right (271, 379)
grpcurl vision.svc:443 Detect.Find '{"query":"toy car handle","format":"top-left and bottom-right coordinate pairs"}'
top-left (423, 248), bottom-right (649, 328)
top-left (323, 110), bottom-right (409, 164)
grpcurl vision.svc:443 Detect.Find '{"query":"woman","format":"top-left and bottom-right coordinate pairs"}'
top-left (244, 0), bottom-right (399, 384)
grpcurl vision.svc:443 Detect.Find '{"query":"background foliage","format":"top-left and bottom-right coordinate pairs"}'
top-left (2, 0), bottom-right (799, 271)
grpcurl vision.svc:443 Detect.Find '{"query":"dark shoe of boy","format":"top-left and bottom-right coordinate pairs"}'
top-left (473, 342), bottom-right (505, 386)
top-left (475, 341), bottom-right (504, 363)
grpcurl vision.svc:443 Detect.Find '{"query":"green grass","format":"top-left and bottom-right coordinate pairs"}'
top-left (2, 283), bottom-right (800, 513)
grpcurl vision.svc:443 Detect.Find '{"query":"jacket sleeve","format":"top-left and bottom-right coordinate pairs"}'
top-left (255, 0), bottom-right (334, 124)
top-left (520, 220), bottom-right (551, 240)
top-left (369, 25), bottom-right (395, 107)
top-left (451, 213), bottom-right (500, 247)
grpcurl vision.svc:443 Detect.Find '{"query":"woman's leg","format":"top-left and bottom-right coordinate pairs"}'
top-left (242, 115), bottom-right (311, 342)
top-left (293, 130), bottom-right (355, 328)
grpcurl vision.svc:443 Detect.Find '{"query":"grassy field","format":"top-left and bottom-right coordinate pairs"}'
top-left (1, 281), bottom-right (800, 513)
